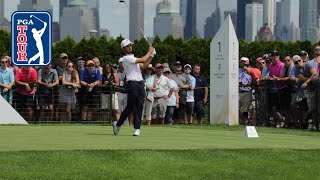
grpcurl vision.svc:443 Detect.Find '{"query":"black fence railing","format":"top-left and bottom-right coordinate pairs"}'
top-left (254, 81), bottom-right (320, 130)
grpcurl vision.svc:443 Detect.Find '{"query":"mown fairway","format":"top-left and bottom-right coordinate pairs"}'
top-left (0, 125), bottom-right (319, 179)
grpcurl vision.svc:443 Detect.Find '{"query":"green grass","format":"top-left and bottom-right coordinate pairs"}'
top-left (0, 125), bottom-right (320, 179)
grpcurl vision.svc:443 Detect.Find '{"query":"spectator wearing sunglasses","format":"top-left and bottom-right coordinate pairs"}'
top-left (76, 57), bottom-right (85, 73)
top-left (37, 64), bottom-right (59, 121)
top-left (0, 56), bottom-right (15, 104)
top-left (79, 60), bottom-right (102, 121)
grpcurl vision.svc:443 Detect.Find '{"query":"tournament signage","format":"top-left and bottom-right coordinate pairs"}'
top-left (11, 11), bottom-right (52, 66)
top-left (210, 15), bottom-right (239, 125)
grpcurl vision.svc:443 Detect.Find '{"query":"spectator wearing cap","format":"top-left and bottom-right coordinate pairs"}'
top-left (37, 64), bottom-right (59, 121)
top-left (113, 38), bottom-right (155, 136)
top-left (192, 64), bottom-right (208, 125)
top-left (184, 64), bottom-right (196, 124)
top-left (240, 57), bottom-right (250, 70)
top-left (56, 53), bottom-right (69, 81)
top-left (171, 60), bottom-right (191, 124)
top-left (76, 57), bottom-right (85, 73)
top-left (92, 57), bottom-right (103, 76)
top-left (300, 50), bottom-right (309, 62)
top-left (79, 60), bottom-right (102, 121)
top-left (264, 50), bottom-right (286, 127)
top-left (296, 45), bottom-right (319, 130)
top-left (143, 64), bottom-right (156, 126)
top-left (101, 62), bottom-right (120, 122)
top-left (151, 63), bottom-right (174, 125)
top-left (54, 53), bottom-right (69, 120)
top-left (242, 64), bottom-right (261, 125)
top-left (239, 62), bottom-right (252, 125)
top-left (163, 67), bottom-right (179, 125)
top-left (289, 55), bottom-right (305, 127)
top-left (15, 66), bottom-right (38, 121)
top-left (60, 61), bottom-right (80, 122)
top-left (0, 56), bottom-right (15, 104)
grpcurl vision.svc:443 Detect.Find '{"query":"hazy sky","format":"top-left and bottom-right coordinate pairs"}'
top-left (5, 0), bottom-right (237, 38)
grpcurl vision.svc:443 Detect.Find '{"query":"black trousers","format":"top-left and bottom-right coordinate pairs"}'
top-left (117, 81), bottom-right (145, 129)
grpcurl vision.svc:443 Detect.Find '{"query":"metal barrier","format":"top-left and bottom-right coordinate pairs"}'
top-left (9, 85), bottom-right (115, 124)
top-left (255, 80), bottom-right (320, 130)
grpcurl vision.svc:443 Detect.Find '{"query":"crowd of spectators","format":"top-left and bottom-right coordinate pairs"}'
top-left (240, 45), bottom-right (320, 131)
top-left (0, 54), bottom-right (209, 125)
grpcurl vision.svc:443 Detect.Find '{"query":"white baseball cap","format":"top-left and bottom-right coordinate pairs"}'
top-left (120, 39), bottom-right (134, 48)
top-left (118, 57), bottom-right (123, 63)
top-left (240, 57), bottom-right (249, 61)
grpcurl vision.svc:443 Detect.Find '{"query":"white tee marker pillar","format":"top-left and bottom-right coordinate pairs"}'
top-left (210, 15), bottom-right (239, 126)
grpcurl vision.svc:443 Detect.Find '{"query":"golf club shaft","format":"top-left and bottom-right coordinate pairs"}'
top-left (121, 1), bottom-right (149, 44)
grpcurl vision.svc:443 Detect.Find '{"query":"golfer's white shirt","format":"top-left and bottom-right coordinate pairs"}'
top-left (122, 54), bottom-right (143, 82)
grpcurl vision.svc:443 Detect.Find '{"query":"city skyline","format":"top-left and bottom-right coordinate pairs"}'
top-left (3, 0), bottom-right (236, 39)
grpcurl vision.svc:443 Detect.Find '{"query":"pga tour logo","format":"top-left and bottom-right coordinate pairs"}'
top-left (11, 11), bottom-right (52, 66)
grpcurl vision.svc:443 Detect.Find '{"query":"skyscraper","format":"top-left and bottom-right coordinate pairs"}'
top-left (153, 7), bottom-right (183, 40)
top-left (18, 0), bottom-right (53, 15)
top-left (224, 10), bottom-right (237, 30)
top-left (276, 0), bottom-right (300, 41)
top-left (245, 3), bottom-right (263, 42)
top-left (60, 0), bottom-right (72, 21)
top-left (263, 0), bottom-right (276, 34)
top-left (129, 0), bottom-right (144, 41)
top-left (203, 0), bottom-right (221, 38)
top-left (0, 0), bottom-right (4, 19)
top-left (237, 0), bottom-right (262, 39)
top-left (156, 0), bottom-right (171, 14)
top-left (60, 0), bottom-right (96, 41)
top-left (86, 0), bottom-right (100, 37)
top-left (183, 0), bottom-right (197, 39)
top-left (300, 0), bottom-right (319, 42)
top-left (196, 0), bottom-right (215, 38)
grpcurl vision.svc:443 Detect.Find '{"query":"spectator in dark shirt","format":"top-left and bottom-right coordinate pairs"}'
top-left (193, 64), bottom-right (208, 125)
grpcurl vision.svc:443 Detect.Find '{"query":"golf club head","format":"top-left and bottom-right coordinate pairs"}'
top-left (30, 15), bottom-right (33, 18)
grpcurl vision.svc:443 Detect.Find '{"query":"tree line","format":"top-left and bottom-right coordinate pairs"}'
top-left (0, 29), bottom-right (318, 78)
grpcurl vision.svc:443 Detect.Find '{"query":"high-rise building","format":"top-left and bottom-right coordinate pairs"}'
top-left (196, 0), bottom-right (215, 38)
top-left (275, 0), bottom-right (299, 41)
top-left (60, 0), bottom-right (72, 21)
top-left (245, 3), bottom-right (263, 42)
top-left (263, 0), bottom-right (276, 34)
top-left (153, 7), bottom-right (184, 40)
top-left (86, 0), bottom-right (100, 37)
top-left (256, 24), bottom-right (274, 41)
top-left (224, 9), bottom-right (237, 30)
top-left (60, 0), bottom-right (96, 41)
top-left (203, 0), bottom-right (221, 38)
top-left (52, 22), bottom-right (60, 43)
top-left (287, 23), bottom-right (300, 42)
top-left (100, 28), bottom-right (110, 39)
top-left (183, 0), bottom-right (197, 39)
top-left (129, 0), bottom-right (144, 41)
top-left (18, 0), bottom-right (53, 15)
top-left (237, 0), bottom-right (262, 39)
top-left (0, 0), bottom-right (4, 19)
top-left (156, 0), bottom-right (171, 14)
top-left (300, 0), bottom-right (319, 42)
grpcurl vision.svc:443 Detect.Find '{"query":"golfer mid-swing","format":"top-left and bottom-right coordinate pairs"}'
top-left (113, 39), bottom-right (155, 136)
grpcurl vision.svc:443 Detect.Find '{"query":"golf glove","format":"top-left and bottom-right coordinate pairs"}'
top-left (151, 49), bottom-right (156, 58)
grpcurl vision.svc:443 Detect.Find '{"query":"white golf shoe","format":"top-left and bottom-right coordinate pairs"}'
top-left (113, 121), bottom-right (121, 135)
top-left (133, 129), bottom-right (140, 136)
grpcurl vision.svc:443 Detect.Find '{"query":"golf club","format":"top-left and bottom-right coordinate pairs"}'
top-left (30, 15), bottom-right (46, 24)
top-left (119, 0), bottom-right (149, 43)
